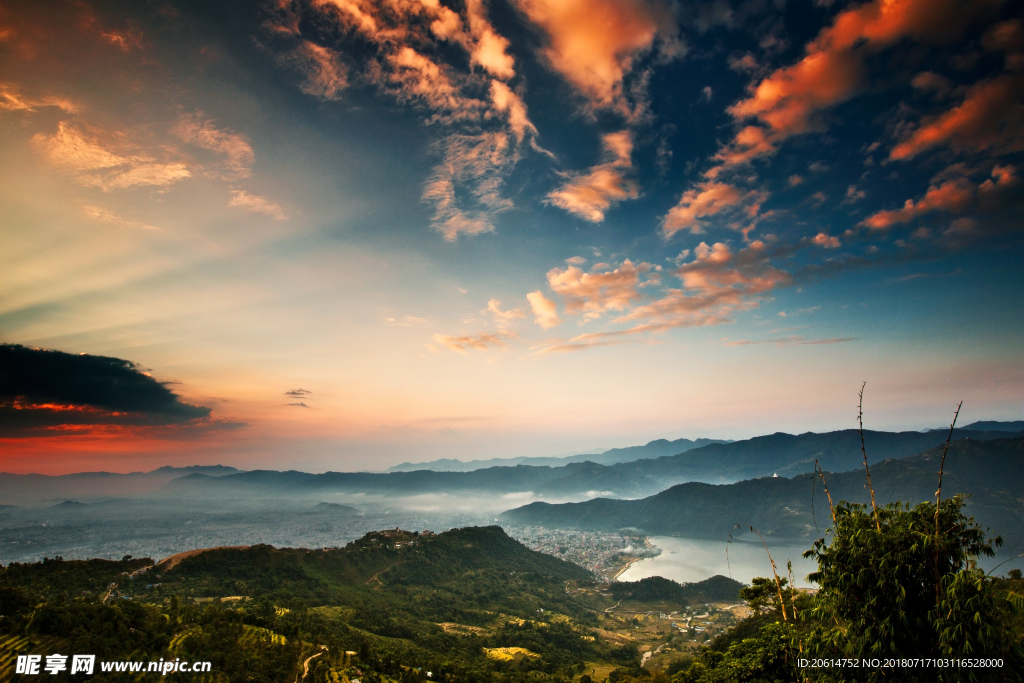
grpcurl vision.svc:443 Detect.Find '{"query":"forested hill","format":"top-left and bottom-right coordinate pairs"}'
top-left (500, 437), bottom-right (1024, 546)
top-left (151, 526), bottom-right (592, 605)
top-left (609, 575), bottom-right (744, 605)
top-left (157, 427), bottom-right (1023, 500)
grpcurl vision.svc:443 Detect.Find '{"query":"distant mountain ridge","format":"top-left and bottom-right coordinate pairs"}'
top-left (961, 420), bottom-right (1024, 432)
top-left (156, 427), bottom-right (1024, 501)
top-left (385, 437), bottom-right (731, 472)
top-left (499, 436), bottom-right (1024, 547)
top-left (0, 465), bottom-right (242, 505)
top-left (6, 424), bottom-right (1021, 506)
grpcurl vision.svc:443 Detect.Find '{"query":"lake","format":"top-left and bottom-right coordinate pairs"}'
top-left (618, 536), bottom-right (1023, 589)
top-left (618, 536), bottom-right (819, 588)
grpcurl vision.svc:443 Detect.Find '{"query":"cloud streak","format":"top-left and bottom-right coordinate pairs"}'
top-left (724, 336), bottom-right (857, 347)
top-left (433, 332), bottom-right (512, 352)
top-left (229, 190), bottom-right (286, 220)
top-left (31, 122), bottom-right (191, 191)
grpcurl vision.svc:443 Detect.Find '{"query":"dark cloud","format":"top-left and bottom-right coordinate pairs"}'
top-left (0, 344), bottom-right (211, 435)
top-left (284, 388), bottom-right (311, 397)
top-left (286, 402), bottom-right (310, 408)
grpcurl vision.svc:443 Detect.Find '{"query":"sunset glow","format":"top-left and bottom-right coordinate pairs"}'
top-left (2, 0), bottom-right (1022, 474)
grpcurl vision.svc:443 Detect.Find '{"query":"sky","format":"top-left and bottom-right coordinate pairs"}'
top-left (1, 0), bottom-right (1022, 475)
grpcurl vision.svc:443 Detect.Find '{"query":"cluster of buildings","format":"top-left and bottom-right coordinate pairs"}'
top-left (503, 526), bottom-right (648, 575)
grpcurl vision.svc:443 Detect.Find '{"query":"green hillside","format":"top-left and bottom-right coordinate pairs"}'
top-left (0, 526), bottom-right (649, 683)
top-left (609, 576), bottom-right (744, 606)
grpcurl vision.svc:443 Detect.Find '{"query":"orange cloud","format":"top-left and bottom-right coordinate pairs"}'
top-left (862, 177), bottom-right (975, 229)
top-left (536, 242), bottom-right (791, 342)
top-left (228, 191), bottom-right (287, 220)
top-left (984, 18), bottom-right (1024, 48)
top-left (716, 0), bottom-right (997, 172)
top-left (32, 122), bottom-right (126, 171)
top-left (382, 47), bottom-right (485, 119)
top-left (490, 80), bottom-right (536, 143)
top-left (82, 205), bottom-right (159, 231)
top-left (889, 74), bottom-right (1024, 160)
top-left (547, 130), bottom-right (639, 222)
top-left (311, 0), bottom-right (515, 97)
top-left (292, 41), bottom-right (348, 100)
top-left (526, 290), bottom-right (561, 329)
top-left (173, 112), bottom-right (255, 180)
top-left (465, 0), bottom-right (515, 79)
top-left (546, 259), bottom-right (649, 318)
top-left (101, 28), bottom-right (142, 52)
top-left (662, 181), bottom-right (767, 238)
top-left (601, 243), bottom-right (789, 333)
top-left (0, 84), bottom-right (78, 113)
top-left (101, 163), bottom-right (192, 190)
top-left (525, 238), bottom-right (806, 352)
top-left (676, 241), bottom-right (789, 299)
top-left (31, 122), bottom-right (191, 191)
top-left (709, 125), bottom-right (776, 170)
top-left (812, 232), bottom-right (841, 248)
top-left (423, 132), bottom-right (516, 240)
top-left (297, 0), bottom-right (537, 240)
top-left (511, 0), bottom-right (676, 116)
top-left (433, 332), bottom-right (511, 352)
top-left (484, 298), bottom-right (525, 332)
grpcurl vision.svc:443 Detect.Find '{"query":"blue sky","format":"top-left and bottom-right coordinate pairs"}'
top-left (1, 0), bottom-right (1022, 473)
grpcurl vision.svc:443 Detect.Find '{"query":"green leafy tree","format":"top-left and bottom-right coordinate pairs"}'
top-left (802, 496), bottom-right (1023, 682)
top-left (673, 621), bottom-right (798, 683)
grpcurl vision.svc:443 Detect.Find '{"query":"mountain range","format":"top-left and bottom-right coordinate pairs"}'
top-left (3, 423), bottom-right (1021, 508)
top-left (155, 427), bottom-right (1024, 501)
top-left (385, 437), bottom-right (731, 472)
top-left (499, 436), bottom-right (1024, 548)
top-left (0, 465), bottom-right (241, 505)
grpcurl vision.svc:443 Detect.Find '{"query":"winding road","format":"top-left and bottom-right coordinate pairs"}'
top-left (299, 645), bottom-right (328, 682)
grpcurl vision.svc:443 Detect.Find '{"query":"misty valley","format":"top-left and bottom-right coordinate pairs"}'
top-left (3, 423), bottom-right (1024, 682)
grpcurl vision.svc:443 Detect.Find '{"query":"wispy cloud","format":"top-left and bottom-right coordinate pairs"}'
top-left (289, 41), bottom-right (348, 101)
top-left (173, 112), bottom-right (255, 180)
top-left (725, 336), bottom-right (856, 347)
top-left (31, 122), bottom-right (190, 191)
top-left (433, 332), bottom-right (513, 352)
top-left (527, 291), bottom-right (562, 329)
top-left (0, 84), bottom-right (79, 113)
top-left (662, 181), bottom-right (766, 237)
top-left (228, 191), bottom-right (286, 220)
top-left (548, 131), bottom-right (639, 222)
top-left (82, 205), bottom-right (160, 231)
top-left (887, 268), bottom-right (964, 284)
top-left (484, 299), bottom-right (525, 332)
top-left (272, 0), bottom-right (544, 240)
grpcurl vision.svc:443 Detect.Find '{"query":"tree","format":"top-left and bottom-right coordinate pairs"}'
top-left (802, 496), bottom-right (1022, 682)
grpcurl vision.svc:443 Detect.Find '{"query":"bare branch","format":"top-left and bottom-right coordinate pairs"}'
top-left (935, 400), bottom-right (963, 534)
top-left (747, 525), bottom-right (788, 622)
top-left (816, 459), bottom-right (836, 526)
top-left (934, 400), bottom-right (962, 607)
top-left (858, 382), bottom-right (880, 531)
